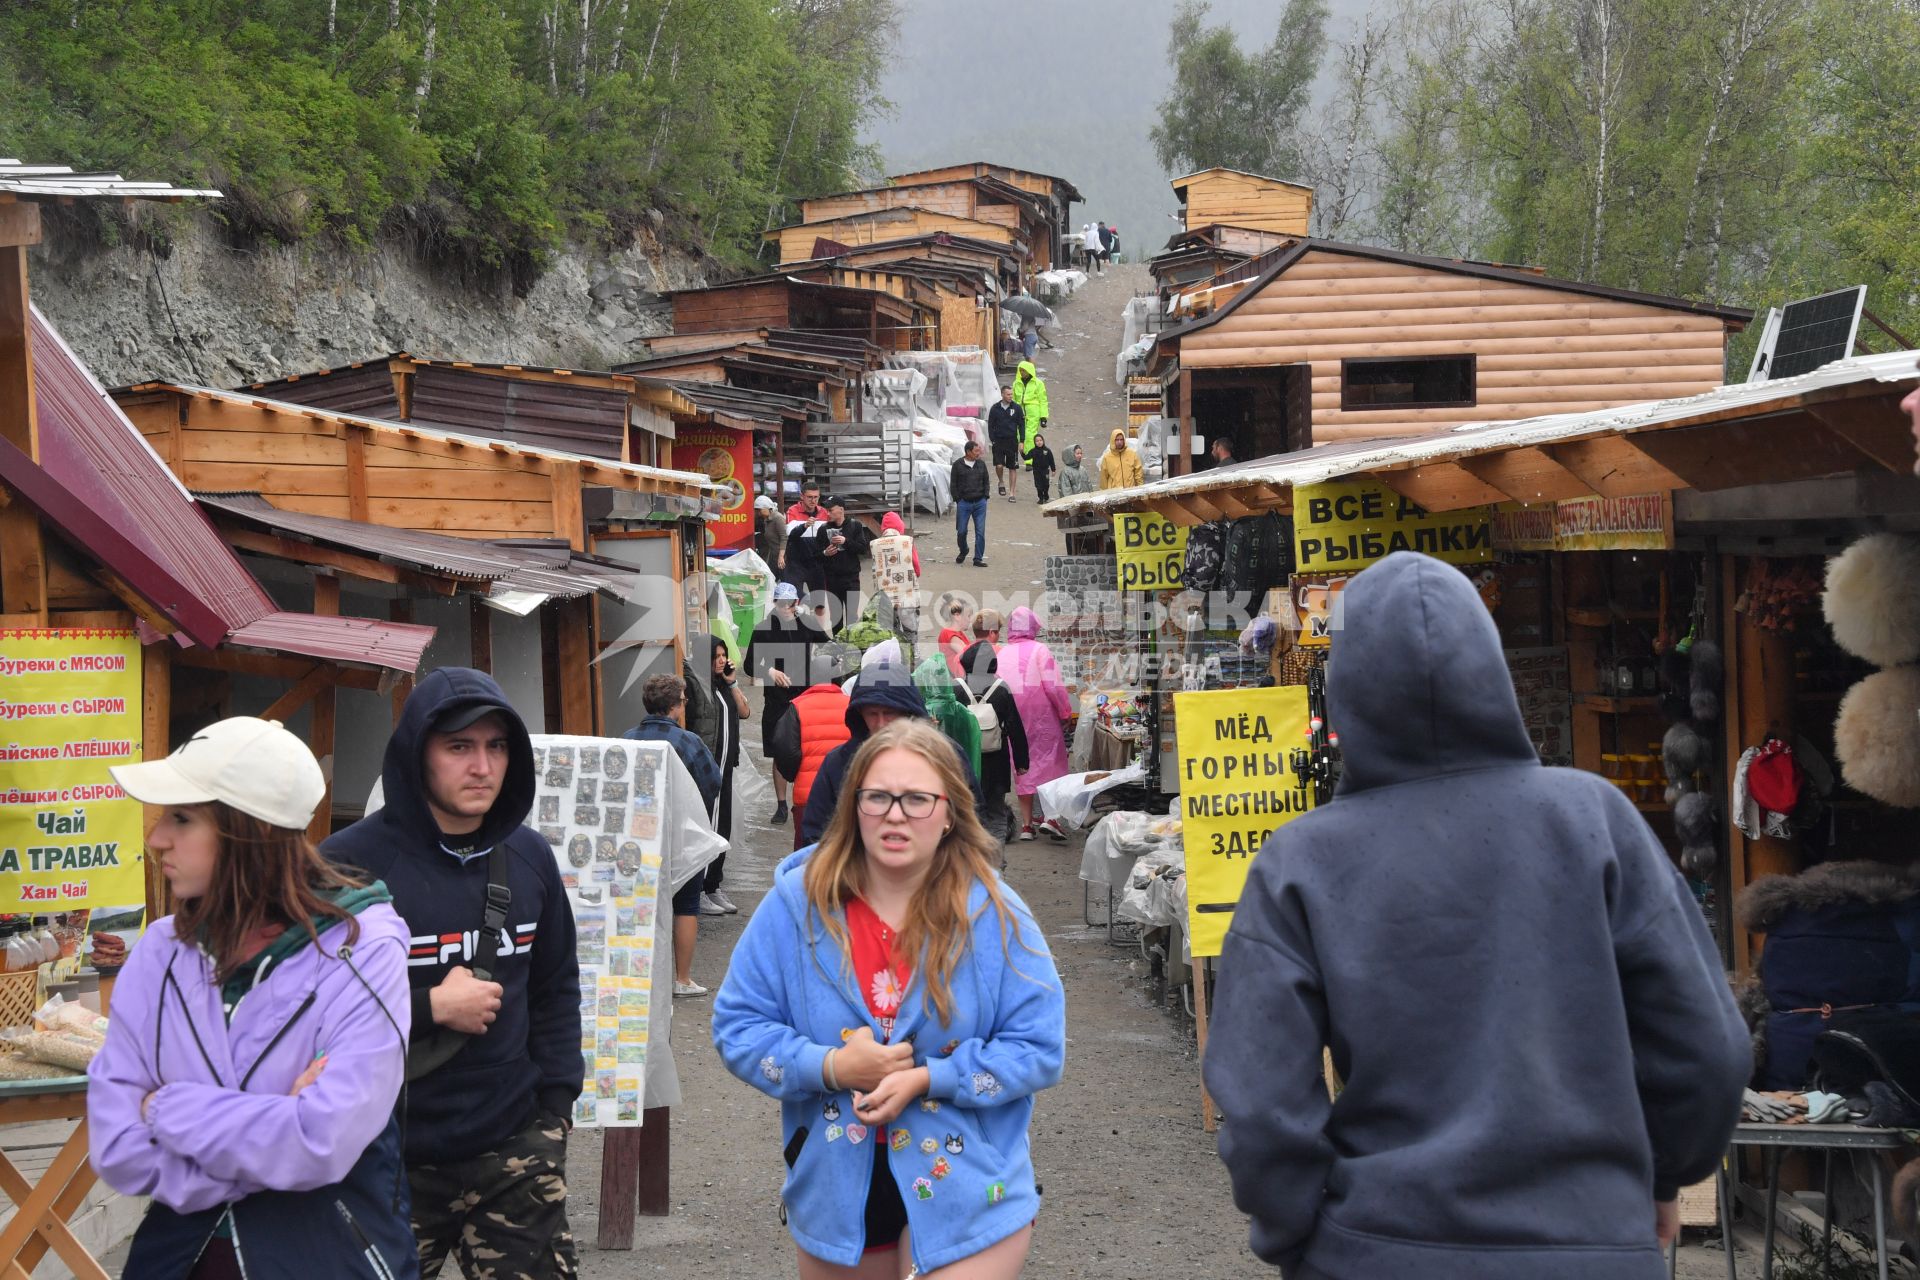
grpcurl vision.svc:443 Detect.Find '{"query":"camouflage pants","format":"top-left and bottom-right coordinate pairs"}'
top-left (410, 1112), bottom-right (579, 1280)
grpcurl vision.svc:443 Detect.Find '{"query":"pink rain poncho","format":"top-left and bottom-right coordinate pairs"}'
top-left (998, 606), bottom-right (1073, 795)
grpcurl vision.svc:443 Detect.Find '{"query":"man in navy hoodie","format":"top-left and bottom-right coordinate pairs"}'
top-left (1204, 552), bottom-right (1750, 1280)
top-left (325, 667), bottom-right (582, 1279)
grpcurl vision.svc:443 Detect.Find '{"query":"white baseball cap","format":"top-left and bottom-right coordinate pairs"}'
top-left (110, 716), bottom-right (326, 831)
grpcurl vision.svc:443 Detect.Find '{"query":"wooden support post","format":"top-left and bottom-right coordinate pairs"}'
top-left (1724, 554), bottom-right (1799, 974)
top-left (1192, 958), bottom-right (1217, 1133)
top-left (140, 641), bottom-right (171, 923)
top-left (555, 597), bottom-right (596, 736)
top-left (257, 664), bottom-right (332, 723)
top-left (0, 242), bottom-right (47, 621)
top-left (389, 598), bottom-right (414, 726)
top-left (345, 427), bottom-right (371, 522)
top-left (1177, 368), bottom-right (1194, 479)
top-left (549, 461), bottom-right (585, 552)
top-left (597, 1108), bottom-right (672, 1249)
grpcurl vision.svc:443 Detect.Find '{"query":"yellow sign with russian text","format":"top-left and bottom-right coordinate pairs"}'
top-left (1173, 685), bottom-right (1314, 957)
top-left (0, 630), bottom-right (146, 911)
top-left (1293, 480), bottom-right (1492, 574)
top-left (1490, 493), bottom-right (1672, 553)
top-left (1113, 513), bottom-right (1188, 591)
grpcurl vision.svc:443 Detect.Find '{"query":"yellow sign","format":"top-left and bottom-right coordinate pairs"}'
top-left (1490, 493), bottom-right (1672, 553)
top-left (1113, 513), bottom-right (1188, 591)
top-left (1173, 685), bottom-right (1314, 957)
top-left (1293, 480), bottom-right (1492, 574)
top-left (1288, 574), bottom-right (1352, 649)
top-left (0, 630), bottom-right (146, 911)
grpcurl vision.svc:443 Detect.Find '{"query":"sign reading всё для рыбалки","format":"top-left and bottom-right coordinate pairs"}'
top-left (1293, 480), bottom-right (1493, 573)
top-left (0, 630), bottom-right (146, 910)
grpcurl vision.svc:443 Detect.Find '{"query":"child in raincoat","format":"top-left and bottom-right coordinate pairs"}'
top-left (994, 607), bottom-right (1075, 841)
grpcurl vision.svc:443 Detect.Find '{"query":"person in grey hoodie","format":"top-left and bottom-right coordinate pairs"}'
top-left (1056, 444), bottom-right (1094, 498)
top-left (1204, 551), bottom-right (1749, 1280)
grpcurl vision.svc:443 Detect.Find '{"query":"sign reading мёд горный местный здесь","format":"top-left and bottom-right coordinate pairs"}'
top-left (0, 629), bottom-right (146, 910)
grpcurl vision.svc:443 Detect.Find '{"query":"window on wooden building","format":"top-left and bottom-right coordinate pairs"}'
top-left (1340, 355), bottom-right (1476, 410)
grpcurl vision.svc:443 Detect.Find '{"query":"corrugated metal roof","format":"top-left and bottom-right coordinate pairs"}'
top-left (17, 308), bottom-right (432, 671)
top-left (409, 364), bottom-right (627, 460)
top-left (0, 159), bottom-right (222, 201)
top-left (1044, 351), bottom-right (1920, 519)
top-left (240, 357), bottom-right (406, 417)
top-left (198, 492), bottom-right (640, 602)
top-left (147, 382), bottom-right (722, 493)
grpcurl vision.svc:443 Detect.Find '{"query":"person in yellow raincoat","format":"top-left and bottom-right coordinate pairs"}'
top-left (1099, 428), bottom-right (1143, 489)
top-left (1011, 361), bottom-right (1048, 463)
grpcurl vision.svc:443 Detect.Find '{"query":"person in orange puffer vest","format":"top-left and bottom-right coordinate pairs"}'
top-left (769, 649), bottom-right (854, 849)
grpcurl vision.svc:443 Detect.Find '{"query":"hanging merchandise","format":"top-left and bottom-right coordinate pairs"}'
top-left (1687, 640), bottom-right (1723, 725)
top-left (1821, 533), bottom-right (1920, 667)
top-left (1746, 738), bottom-right (1804, 816)
top-left (1182, 520), bottom-right (1229, 593)
top-left (1835, 667), bottom-right (1920, 809)
top-left (1737, 558), bottom-right (1824, 632)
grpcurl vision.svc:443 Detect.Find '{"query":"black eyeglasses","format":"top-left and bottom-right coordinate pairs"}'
top-left (854, 789), bottom-right (947, 820)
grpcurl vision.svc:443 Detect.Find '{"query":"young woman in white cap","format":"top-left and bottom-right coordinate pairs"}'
top-left (88, 717), bottom-right (416, 1280)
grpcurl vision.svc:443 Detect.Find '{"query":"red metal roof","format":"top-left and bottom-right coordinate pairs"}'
top-left (17, 308), bottom-right (432, 673)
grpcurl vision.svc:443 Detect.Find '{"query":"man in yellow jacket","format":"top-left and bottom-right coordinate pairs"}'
top-left (1012, 360), bottom-right (1049, 463)
top-left (1099, 428), bottom-right (1143, 489)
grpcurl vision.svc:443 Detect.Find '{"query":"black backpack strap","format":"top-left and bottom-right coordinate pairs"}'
top-left (405, 843), bottom-right (514, 1082)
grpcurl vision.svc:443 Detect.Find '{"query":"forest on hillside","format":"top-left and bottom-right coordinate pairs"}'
top-left (0, 0), bottom-right (898, 278)
top-left (1155, 0), bottom-right (1920, 348)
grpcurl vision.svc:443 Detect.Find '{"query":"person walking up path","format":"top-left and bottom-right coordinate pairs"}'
top-left (712, 718), bottom-right (1066, 1279)
top-left (323, 668), bottom-right (583, 1279)
top-left (957, 611), bottom-right (1029, 846)
top-left (625, 674), bottom-right (724, 998)
top-left (92, 717), bottom-right (416, 1279)
top-left (704, 634), bottom-right (750, 916)
top-left (748, 581), bottom-right (828, 826)
top-left (950, 440), bottom-right (990, 567)
top-left (1205, 552), bottom-right (1750, 1279)
top-left (998, 606), bottom-right (1074, 841)
top-left (987, 385), bottom-right (1025, 500)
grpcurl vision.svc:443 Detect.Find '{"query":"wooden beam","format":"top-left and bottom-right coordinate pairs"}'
top-left (1207, 489), bottom-right (1260, 519)
top-left (1456, 447), bottom-right (1595, 504)
top-left (257, 664), bottom-right (333, 724)
top-left (1143, 498), bottom-right (1205, 527)
top-left (220, 526), bottom-right (461, 595)
top-left (389, 599), bottom-right (415, 725)
top-left (469, 595), bottom-right (493, 673)
top-left (0, 203), bottom-right (39, 250)
top-left (0, 244), bottom-right (45, 619)
top-left (172, 645), bottom-right (383, 690)
top-left (1628, 413), bottom-right (1875, 492)
top-left (140, 640), bottom-right (171, 923)
top-left (1372, 463), bottom-right (1509, 513)
top-left (1805, 398), bottom-right (1916, 476)
top-left (89, 566), bottom-right (177, 636)
top-left (1183, 492), bottom-right (1226, 522)
top-left (1543, 437), bottom-right (1689, 497)
top-left (345, 426), bottom-right (371, 522)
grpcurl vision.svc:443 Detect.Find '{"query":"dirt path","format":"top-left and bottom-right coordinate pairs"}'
top-left (559, 263), bottom-right (1267, 1279)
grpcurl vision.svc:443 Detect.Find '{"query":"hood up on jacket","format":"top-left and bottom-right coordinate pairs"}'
top-left (913, 653), bottom-right (983, 779)
top-left (1016, 359), bottom-right (1040, 384)
top-left (1107, 429), bottom-right (1127, 453)
top-left (379, 666), bottom-right (536, 848)
top-left (880, 512), bottom-right (907, 536)
top-left (1007, 606), bottom-right (1042, 641)
top-left (1061, 448), bottom-right (1086, 470)
top-left (844, 660), bottom-right (929, 739)
top-left (1326, 552), bottom-right (1537, 797)
top-left (1738, 859), bottom-right (1920, 932)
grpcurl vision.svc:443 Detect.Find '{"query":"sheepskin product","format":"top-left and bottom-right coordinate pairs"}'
top-left (1823, 533), bottom-right (1920, 667)
top-left (1688, 640), bottom-right (1723, 725)
top-left (1662, 722), bottom-right (1710, 783)
top-left (1835, 666), bottom-right (1920, 809)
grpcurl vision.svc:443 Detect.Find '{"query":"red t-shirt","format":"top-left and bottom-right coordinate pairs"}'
top-left (845, 896), bottom-right (912, 1144)
top-left (938, 628), bottom-right (968, 677)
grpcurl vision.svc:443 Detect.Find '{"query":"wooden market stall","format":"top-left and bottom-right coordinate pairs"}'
top-left (766, 208), bottom-right (1024, 274)
top-left (1148, 238), bottom-right (1750, 474)
top-left (882, 161), bottom-right (1083, 271)
top-left (667, 275), bottom-right (929, 352)
top-left (1170, 167), bottom-right (1314, 235)
top-left (797, 174), bottom-right (1051, 263)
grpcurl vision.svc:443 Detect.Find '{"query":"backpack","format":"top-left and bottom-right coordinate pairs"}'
top-left (1222, 513), bottom-right (1293, 602)
top-left (1183, 520), bottom-right (1229, 592)
top-left (960, 677), bottom-right (1008, 752)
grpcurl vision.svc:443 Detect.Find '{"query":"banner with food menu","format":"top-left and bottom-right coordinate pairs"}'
top-left (0, 629), bottom-right (147, 912)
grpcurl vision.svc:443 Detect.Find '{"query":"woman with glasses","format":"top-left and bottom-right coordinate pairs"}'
top-left (713, 719), bottom-right (1065, 1279)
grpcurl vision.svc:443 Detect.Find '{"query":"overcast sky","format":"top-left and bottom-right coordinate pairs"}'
top-left (863, 0), bottom-right (1373, 258)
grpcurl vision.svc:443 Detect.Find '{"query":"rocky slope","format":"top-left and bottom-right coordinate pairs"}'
top-left (27, 213), bottom-right (710, 388)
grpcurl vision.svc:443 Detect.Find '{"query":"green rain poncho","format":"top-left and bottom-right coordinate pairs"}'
top-left (913, 653), bottom-right (983, 780)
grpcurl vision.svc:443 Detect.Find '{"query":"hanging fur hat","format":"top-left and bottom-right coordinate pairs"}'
top-left (1688, 640), bottom-right (1723, 724)
top-left (1673, 790), bottom-right (1717, 845)
top-left (1823, 533), bottom-right (1920, 668)
top-left (1662, 722), bottom-right (1710, 782)
top-left (1834, 666), bottom-right (1920, 809)
top-left (1681, 844), bottom-right (1718, 880)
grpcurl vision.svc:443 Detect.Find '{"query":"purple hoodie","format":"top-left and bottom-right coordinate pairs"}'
top-left (89, 904), bottom-right (412, 1215)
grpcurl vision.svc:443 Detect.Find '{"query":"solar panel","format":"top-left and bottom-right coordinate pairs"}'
top-left (1753, 286), bottom-right (1865, 380)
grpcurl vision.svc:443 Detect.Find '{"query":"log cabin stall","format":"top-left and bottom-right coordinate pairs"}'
top-left (829, 161), bottom-right (1082, 272)
top-left (0, 164), bottom-right (450, 1278)
top-left (1142, 238), bottom-right (1751, 476)
top-left (107, 378), bottom-right (721, 823)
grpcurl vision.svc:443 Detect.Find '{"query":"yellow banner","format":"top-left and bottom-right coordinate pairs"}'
top-left (0, 630), bottom-right (147, 911)
top-left (1293, 480), bottom-right (1492, 574)
top-left (1490, 493), bottom-right (1672, 553)
top-left (1113, 513), bottom-right (1188, 591)
top-left (1173, 685), bottom-right (1314, 957)
top-left (1288, 574), bottom-right (1352, 649)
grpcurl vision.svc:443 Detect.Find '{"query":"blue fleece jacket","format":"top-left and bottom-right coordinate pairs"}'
top-left (1202, 553), bottom-right (1749, 1279)
top-left (712, 848), bottom-right (1065, 1272)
